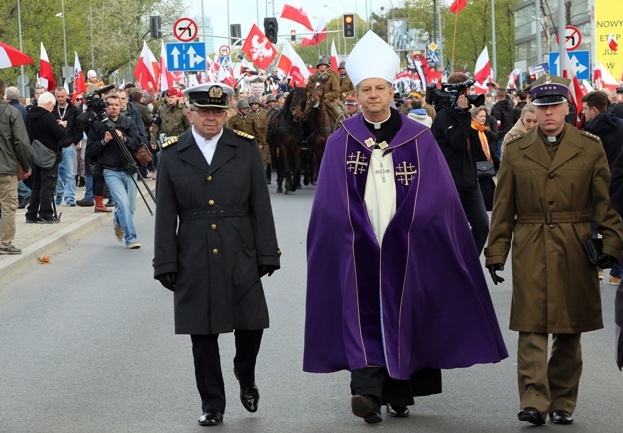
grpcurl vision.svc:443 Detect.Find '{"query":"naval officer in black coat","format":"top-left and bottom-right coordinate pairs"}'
top-left (153, 82), bottom-right (280, 426)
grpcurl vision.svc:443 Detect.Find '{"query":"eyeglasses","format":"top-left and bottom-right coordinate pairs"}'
top-left (75, 98), bottom-right (83, 101)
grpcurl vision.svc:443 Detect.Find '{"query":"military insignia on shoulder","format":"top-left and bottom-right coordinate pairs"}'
top-left (580, 130), bottom-right (601, 142)
top-left (162, 136), bottom-right (179, 148)
top-left (504, 134), bottom-right (524, 146)
top-left (234, 129), bottom-right (255, 140)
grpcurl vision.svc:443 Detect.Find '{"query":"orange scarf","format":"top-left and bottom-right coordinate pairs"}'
top-left (471, 121), bottom-right (492, 162)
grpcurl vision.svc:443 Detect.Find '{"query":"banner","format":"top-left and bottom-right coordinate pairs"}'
top-left (595, 0), bottom-right (623, 81)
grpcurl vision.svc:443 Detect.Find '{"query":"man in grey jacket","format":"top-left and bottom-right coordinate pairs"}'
top-left (0, 78), bottom-right (33, 254)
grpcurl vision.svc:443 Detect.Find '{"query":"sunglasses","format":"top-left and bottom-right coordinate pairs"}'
top-left (76, 98), bottom-right (84, 101)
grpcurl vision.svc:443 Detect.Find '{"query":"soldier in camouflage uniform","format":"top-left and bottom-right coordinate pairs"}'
top-left (150, 88), bottom-right (191, 148)
top-left (248, 97), bottom-right (272, 184)
top-left (227, 99), bottom-right (261, 141)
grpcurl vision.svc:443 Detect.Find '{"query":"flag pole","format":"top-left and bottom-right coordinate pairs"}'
top-left (451, 12), bottom-right (458, 72)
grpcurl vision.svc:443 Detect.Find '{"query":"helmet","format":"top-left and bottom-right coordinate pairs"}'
top-left (339, 61), bottom-right (346, 69)
top-left (236, 99), bottom-right (250, 109)
top-left (249, 96), bottom-right (261, 105)
top-left (266, 94), bottom-right (277, 103)
top-left (317, 55), bottom-right (331, 68)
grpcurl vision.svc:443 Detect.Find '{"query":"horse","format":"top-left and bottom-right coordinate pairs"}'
top-left (265, 87), bottom-right (308, 194)
top-left (301, 78), bottom-right (339, 185)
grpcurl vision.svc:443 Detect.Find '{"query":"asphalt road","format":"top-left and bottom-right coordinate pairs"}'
top-left (1, 186), bottom-right (622, 433)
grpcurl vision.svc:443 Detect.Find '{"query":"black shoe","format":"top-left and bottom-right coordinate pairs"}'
top-left (240, 385), bottom-right (260, 413)
top-left (352, 394), bottom-right (382, 424)
top-left (386, 403), bottom-right (409, 417)
top-left (105, 199), bottom-right (115, 207)
top-left (550, 410), bottom-right (574, 424)
top-left (17, 196), bottom-right (30, 209)
top-left (76, 198), bottom-right (95, 207)
top-left (38, 217), bottom-right (61, 224)
top-left (518, 407), bottom-right (545, 425)
top-left (197, 410), bottom-right (223, 426)
top-left (25, 218), bottom-right (41, 224)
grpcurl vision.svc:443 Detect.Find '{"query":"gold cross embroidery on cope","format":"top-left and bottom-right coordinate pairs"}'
top-left (347, 151), bottom-right (368, 174)
top-left (395, 161), bottom-right (417, 185)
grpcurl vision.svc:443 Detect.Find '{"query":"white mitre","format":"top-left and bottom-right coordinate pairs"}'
top-left (345, 30), bottom-right (400, 88)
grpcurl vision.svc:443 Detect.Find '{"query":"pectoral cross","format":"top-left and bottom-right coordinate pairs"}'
top-left (374, 162), bottom-right (390, 183)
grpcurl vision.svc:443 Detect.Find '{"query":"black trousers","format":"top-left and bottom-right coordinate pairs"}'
top-left (25, 162), bottom-right (59, 221)
top-left (351, 367), bottom-right (442, 407)
top-left (456, 185), bottom-right (490, 255)
top-left (191, 329), bottom-right (263, 413)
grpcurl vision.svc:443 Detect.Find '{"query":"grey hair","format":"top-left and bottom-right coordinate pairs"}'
top-left (37, 91), bottom-right (56, 107)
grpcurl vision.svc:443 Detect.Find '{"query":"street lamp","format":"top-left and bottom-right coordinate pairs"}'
top-left (323, 4), bottom-right (341, 56)
top-left (56, 0), bottom-right (68, 75)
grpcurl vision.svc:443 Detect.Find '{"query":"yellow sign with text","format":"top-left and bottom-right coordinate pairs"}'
top-left (595, 0), bottom-right (623, 80)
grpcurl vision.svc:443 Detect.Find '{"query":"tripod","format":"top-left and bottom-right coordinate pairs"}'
top-left (99, 115), bottom-right (156, 215)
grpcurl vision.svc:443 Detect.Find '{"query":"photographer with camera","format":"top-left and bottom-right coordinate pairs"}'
top-left (430, 72), bottom-right (489, 255)
top-left (87, 93), bottom-right (143, 249)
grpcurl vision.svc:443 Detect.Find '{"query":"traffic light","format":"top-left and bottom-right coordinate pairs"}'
top-left (150, 15), bottom-right (162, 39)
top-left (230, 24), bottom-right (241, 46)
top-left (343, 14), bottom-right (355, 38)
top-left (291, 30), bottom-right (296, 42)
top-left (264, 17), bottom-right (278, 44)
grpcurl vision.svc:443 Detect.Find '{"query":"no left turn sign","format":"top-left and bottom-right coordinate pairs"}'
top-left (556, 25), bottom-right (582, 51)
top-left (174, 17), bottom-right (198, 42)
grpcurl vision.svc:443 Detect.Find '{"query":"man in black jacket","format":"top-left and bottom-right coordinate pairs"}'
top-left (86, 93), bottom-right (142, 248)
top-left (583, 90), bottom-right (623, 285)
top-left (491, 88), bottom-right (515, 159)
top-left (431, 73), bottom-right (489, 255)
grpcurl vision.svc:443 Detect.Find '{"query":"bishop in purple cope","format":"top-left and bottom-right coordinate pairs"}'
top-left (304, 30), bottom-right (508, 424)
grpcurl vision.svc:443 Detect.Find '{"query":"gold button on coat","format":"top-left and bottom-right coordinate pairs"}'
top-left (211, 224), bottom-right (217, 230)
top-left (213, 248), bottom-right (219, 254)
top-left (207, 176), bottom-right (212, 181)
top-left (209, 200), bottom-right (215, 205)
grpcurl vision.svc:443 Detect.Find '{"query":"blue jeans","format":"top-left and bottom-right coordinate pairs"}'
top-left (494, 137), bottom-right (504, 160)
top-left (83, 174), bottom-right (94, 201)
top-left (56, 145), bottom-right (77, 202)
top-left (103, 169), bottom-right (138, 245)
top-left (17, 181), bottom-right (31, 200)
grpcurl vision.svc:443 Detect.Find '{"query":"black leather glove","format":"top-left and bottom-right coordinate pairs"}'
top-left (596, 253), bottom-right (619, 269)
top-left (156, 272), bottom-right (176, 291)
top-left (258, 265), bottom-right (279, 278)
top-left (486, 264), bottom-right (505, 285)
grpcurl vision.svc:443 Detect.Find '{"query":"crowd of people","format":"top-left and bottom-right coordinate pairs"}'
top-left (2, 33), bottom-right (623, 431)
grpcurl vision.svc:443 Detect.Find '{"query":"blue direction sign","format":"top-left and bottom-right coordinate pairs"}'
top-left (166, 42), bottom-right (206, 71)
top-left (548, 50), bottom-right (590, 80)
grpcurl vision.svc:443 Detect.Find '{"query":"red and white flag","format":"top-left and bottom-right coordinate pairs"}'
top-left (302, 17), bottom-right (327, 47)
top-left (506, 68), bottom-right (521, 89)
top-left (72, 52), bottom-right (86, 102)
top-left (159, 41), bottom-right (175, 92)
top-left (595, 61), bottom-right (619, 92)
top-left (39, 42), bottom-right (56, 91)
top-left (449, 0), bottom-right (468, 14)
top-left (608, 34), bottom-right (619, 52)
top-left (330, 39), bottom-right (339, 71)
top-left (0, 41), bottom-right (33, 69)
top-left (241, 24), bottom-right (277, 70)
top-left (472, 80), bottom-right (488, 95)
top-left (280, 3), bottom-right (314, 31)
top-left (133, 41), bottom-right (160, 91)
top-left (473, 46), bottom-right (492, 84)
top-left (561, 45), bottom-right (584, 125)
top-left (276, 41), bottom-right (310, 87)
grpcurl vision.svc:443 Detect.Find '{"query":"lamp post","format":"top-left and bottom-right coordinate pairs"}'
top-left (17, 0), bottom-right (26, 97)
top-left (323, 5), bottom-right (341, 56)
top-left (60, 0), bottom-right (68, 70)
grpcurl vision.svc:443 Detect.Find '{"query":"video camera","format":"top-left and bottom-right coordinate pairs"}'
top-left (425, 78), bottom-right (485, 110)
top-left (85, 84), bottom-right (116, 115)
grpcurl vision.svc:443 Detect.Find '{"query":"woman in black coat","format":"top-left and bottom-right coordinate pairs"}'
top-left (25, 92), bottom-right (66, 223)
top-left (470, 106), bottom-right (499, 211)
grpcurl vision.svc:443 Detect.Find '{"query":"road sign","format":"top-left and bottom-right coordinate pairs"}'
top-left (218, 56), bottom-right (231, 71)
top-left (427, 51), bottom-right (440, 64)
top-left (548, 50), bottom-right (590, 80)
top-left (556, 25), bottom-right (582, 51)
top-left (218, 45), bottom-right (231, 57)
top-left (173, 17), bottom-right (198, 42)
top-left (428, 43), bottom-right (438, 52)
top-left (166, 42), bottom-right (206, 71)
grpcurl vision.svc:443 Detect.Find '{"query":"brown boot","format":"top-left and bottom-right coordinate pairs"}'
top-left (94, 195), bottom-right (112, 213)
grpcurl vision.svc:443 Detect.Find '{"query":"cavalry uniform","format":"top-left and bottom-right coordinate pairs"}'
top-left (339, 61), bottom-right (354, 97)
top-left (228, 113), bottom-right (260, 139)
top-left (250, 106), bottom-right (271, 178)
top-left (307, 69), bottom-right (341, 104)
top-left (150, 103), bottom-right (190, 146)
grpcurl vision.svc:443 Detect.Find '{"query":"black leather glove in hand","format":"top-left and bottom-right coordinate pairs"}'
top-left (156, 272), bottom-right (176, 291)
top-left (596, 253), bottom-right (618, 269)
top-left (258, 265), bottom-right (279, 278)
top-left (486, 264), bottom-right (505, 285)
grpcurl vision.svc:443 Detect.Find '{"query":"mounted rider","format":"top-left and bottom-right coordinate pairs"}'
top-left (306, 55), bottom-right (343, 121)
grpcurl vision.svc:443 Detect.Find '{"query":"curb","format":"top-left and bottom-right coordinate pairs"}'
top-left (0, 212), bottom-right (113, 284)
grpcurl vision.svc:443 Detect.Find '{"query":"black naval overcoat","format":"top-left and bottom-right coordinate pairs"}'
top-left (153, 127), bottom-right (280, 334)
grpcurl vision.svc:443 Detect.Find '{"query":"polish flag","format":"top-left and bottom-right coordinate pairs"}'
top-left (330, 39), bottom-right (339, 71)
top-left (472, 80), bottom-right (488, 95)
top-left (581, 80), bottom-right (594, 94)
top-left (560, 45), bottom-right (584, 125)
top-left (134, 41), bottom-right (160, 91)
top-left (506, 68), bottom-right (521, 89)
top-left (449, 0), bottom-right (468, 14)
top-left (241, 24), bottom-right (277, 70)
top-left (302, 17), bottom-right (327, 47)
top-left (596, 61), bottom-right (620, 92)
top-left (473, 46), bottom-right (492, 84)
top-left (280, 3), bottom-right (314, 31)
top-left (276, 41), bottom-right (310, 86)
top-left (159, 41), bottom-right (175, 92)
top-left (39, 42), bottom-right (56, 91)
top-left (608, 34), bottom-right (619, 52)
top-left (72, 52), bottom-right (86, 102)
